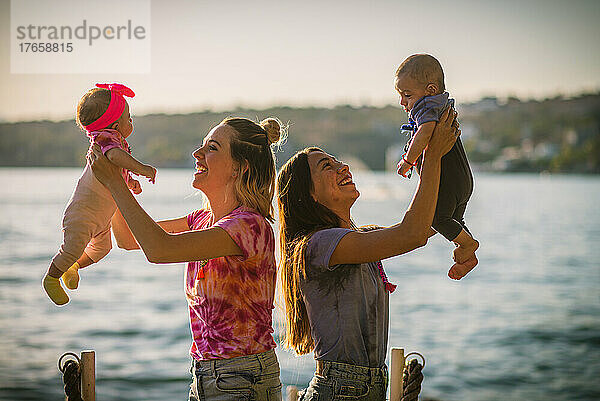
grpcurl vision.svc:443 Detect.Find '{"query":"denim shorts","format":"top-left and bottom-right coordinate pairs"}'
top-left (188, 349), bottom-right (282, 401)
top-left (298, 360), bottom-right (388, 401)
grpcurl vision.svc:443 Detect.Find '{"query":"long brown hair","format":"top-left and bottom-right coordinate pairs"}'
top-left (223, 117), bottom-right (284, 222)
top-left (276, 147), bottom-right (343, 354)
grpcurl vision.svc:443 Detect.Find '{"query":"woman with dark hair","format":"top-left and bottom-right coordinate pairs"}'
top-left (89, 117), bottom-right (284, 401)
top-left (277, 108), bottom-right (459, 400)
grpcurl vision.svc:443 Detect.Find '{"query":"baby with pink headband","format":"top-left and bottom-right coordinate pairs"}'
top-left (43, 83), bottom-right (157, 305)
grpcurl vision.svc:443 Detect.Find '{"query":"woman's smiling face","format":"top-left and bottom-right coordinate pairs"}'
top-left (191, 124), bottom-right (238, 195)
top-left (307, 150), bottom-right (359, 217)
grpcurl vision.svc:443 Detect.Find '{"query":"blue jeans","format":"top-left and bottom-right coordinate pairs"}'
top-left (298, 360), bottom-right (388, 401)
top-left (188, 349), bottom-right (282, 401)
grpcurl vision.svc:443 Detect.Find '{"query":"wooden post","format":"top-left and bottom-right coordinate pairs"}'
top-left (389, 347), bottom-right (405, 401)
top-left (286, 385), bottom-right (298, 401)
top-left (81, 350), bottom-right (95, 401)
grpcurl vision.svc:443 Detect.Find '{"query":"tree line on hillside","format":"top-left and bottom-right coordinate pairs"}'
top-left (1, 93), bottom-right (598, 173)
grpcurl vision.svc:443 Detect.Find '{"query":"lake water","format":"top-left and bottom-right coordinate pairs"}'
top-left (0, 168), bottom-right (599, 401)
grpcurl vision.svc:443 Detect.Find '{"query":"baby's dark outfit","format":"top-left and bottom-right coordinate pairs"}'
top-left (403, 92), bottom-right (474, 241)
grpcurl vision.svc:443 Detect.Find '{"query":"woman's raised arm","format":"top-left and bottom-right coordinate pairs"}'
top-left (329, 108), bottom-right (459, 266)
top-left (90, 147), bottom-right (242, 263)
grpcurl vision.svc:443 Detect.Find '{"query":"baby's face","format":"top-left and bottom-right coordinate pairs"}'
top-left (114, 102), bottom-right (133, 138)
top-left (395, 74), bottom-right (429, 113)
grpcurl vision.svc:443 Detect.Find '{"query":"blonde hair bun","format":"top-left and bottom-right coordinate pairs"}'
top-left (260, 118), bottom-right (281, 145)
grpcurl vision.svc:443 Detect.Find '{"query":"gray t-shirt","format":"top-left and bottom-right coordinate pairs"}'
top-left (301, 228), bottom-right (389, 367)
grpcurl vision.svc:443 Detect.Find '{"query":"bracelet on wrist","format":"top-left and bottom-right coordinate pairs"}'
top-left (402, 157), bottom-right (416, 167)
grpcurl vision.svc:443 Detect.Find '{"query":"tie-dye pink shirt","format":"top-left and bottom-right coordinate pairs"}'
top-left (185, 206), bottom-right (277, 360)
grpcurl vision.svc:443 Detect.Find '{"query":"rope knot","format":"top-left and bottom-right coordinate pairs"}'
top-left (401, 352), bottom-right (425, 401)
top-left (58, 352), bottom-right (82, 401)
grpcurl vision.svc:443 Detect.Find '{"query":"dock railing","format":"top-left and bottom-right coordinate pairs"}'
top-left (58, 349), bottom-right (95, 401)
top-left (60, 347), bottom-right (412, 401)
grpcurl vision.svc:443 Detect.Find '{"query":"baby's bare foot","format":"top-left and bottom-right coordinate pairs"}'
top-left (448, 255), bottom-right (479, 280)
top-left (453, 238), bottom-right (479, 264)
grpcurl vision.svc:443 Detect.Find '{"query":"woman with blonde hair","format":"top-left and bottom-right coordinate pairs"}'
top-left (277, 108), bottom-right (459, 400)
top-left (89, 117), bottom-right (284, 401)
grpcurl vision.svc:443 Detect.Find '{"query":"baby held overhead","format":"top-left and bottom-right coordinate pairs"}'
top-left (42, 83), bottom-right (156, 306)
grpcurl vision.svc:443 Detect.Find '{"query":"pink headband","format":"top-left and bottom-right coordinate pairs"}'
top-left (84, 83), bottom-right (135, 132)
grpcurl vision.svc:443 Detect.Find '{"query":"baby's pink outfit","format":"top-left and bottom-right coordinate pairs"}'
top-left (51, 129), bottom-right (131, 272)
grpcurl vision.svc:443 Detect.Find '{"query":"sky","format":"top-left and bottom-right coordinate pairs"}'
top-left (0, 0), bottom-right (599, 122)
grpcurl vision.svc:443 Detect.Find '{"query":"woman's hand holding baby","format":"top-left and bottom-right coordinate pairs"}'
top-left (88, 144), bottom-right (124, 190)
top-left (425, 107), bottom-right (459, 160)
top-left (89, 143), bottom-right (157, 191)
